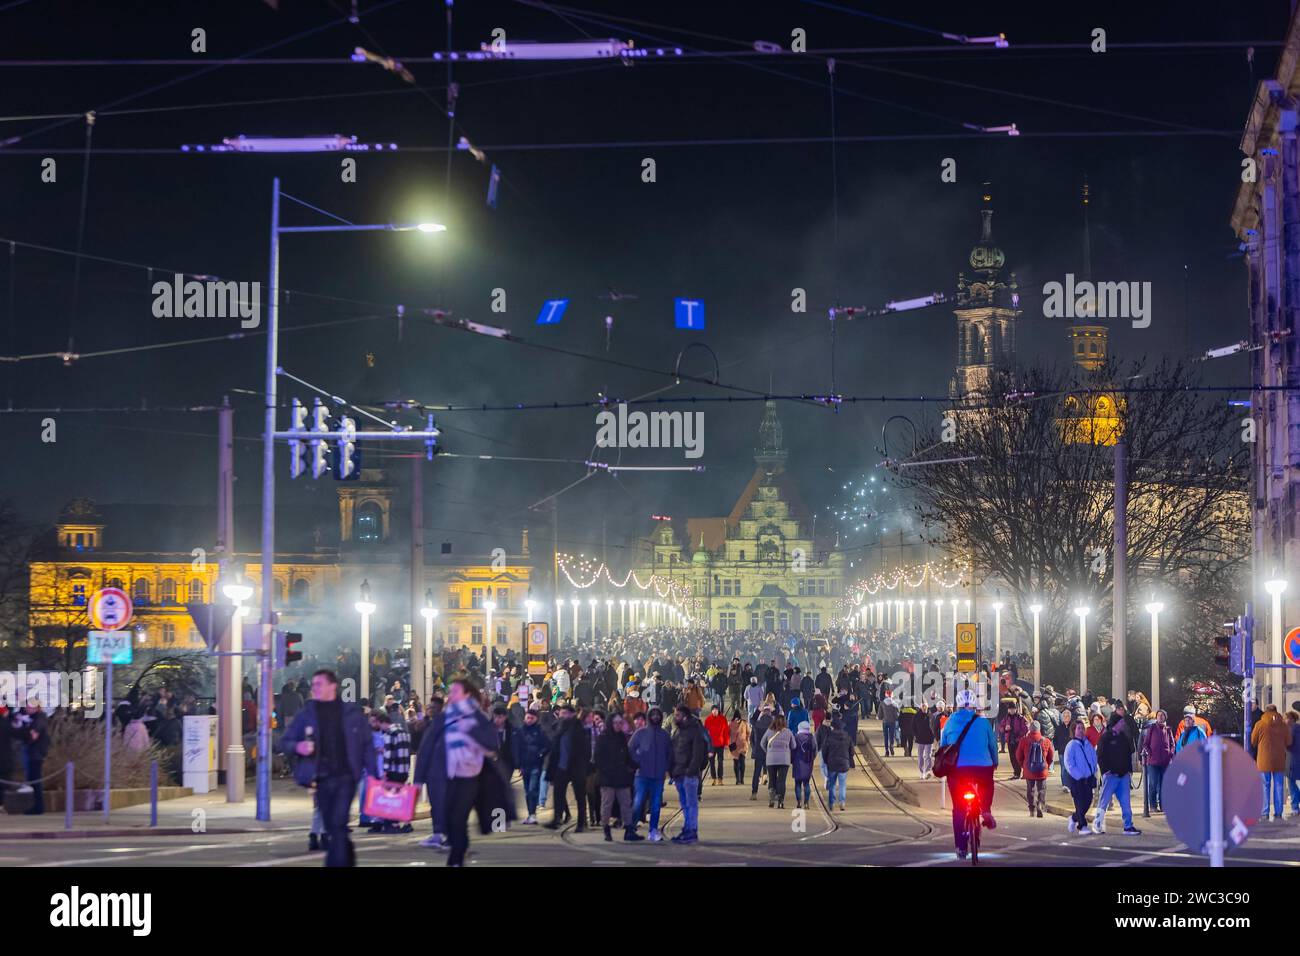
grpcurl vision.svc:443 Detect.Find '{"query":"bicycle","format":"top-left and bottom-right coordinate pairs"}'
top-left (959, 783), bottom-right (982, 865)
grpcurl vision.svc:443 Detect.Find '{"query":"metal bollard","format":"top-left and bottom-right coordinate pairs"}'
top-left (64, 762), bottom-right (74, 830)
top-left (150, 760), bottom-right (158, 827)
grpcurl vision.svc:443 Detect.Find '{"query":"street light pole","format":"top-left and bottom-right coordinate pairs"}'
top-left (1029, 604), bottom-right (1042, 696)
top-left (991, 602), bottom-right (1003, 666)
top-left (1074, 604), bottom-right (1091, 695)
top-left (1265, 578), bottom-right (1287, 708)
top-left (484, 600), bottom-right (496, 688)
top-left (222, 579), bottom-right (252, 804)
top-left (356, 580), bottom-right (376, 703)
top-left (1146, 599), bottom-right (1164, 713)
top-left (420, 590), bottom-right (437, 704)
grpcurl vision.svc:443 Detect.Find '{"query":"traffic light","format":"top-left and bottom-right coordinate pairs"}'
top-left (274, 630), bottom-right (303, 668)
top-left (335, 415), bottom-right (359, 480)
top-left (310, 398), bottom-right (331, 479)
top-left (288, 398), bottom-right (308, 479)
top-left (1215, 622), bottom-right (1235, 671)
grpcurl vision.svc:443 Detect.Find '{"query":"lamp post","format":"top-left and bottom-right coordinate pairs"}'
top-left (991, 602), bottom-right (1003, 665)
top-left (221, 577), bottom-right (253, 804)
top-left (570, 598), bottom-right (580, 643)
top-left (920, 600), bottom-right (926, 641)
top-left (1029, 604), bottom-right (1042, 695)
top-left (1074, 604), bottom-right (1091, 695)
top-left (1265, 578), bottom-right (1287, 708)
top-left (419, 590), bottom-right (438, 704)
top-left (934, 599), bottom-right (943, 645)
top-left (907, 599), bottom-right (914, 634)
top-left (605, 598), bottom-right (613, 637)
top-left (950, 598), bottom-right (959, 640)
top-left (587, 597), bottom-right (597, 642)
top-left (355, 580), bottom-right (376, 703)
top-left (483, 600), bottom-right (496, 686)
top-left (619, 598), bottom-right (626, 636)
top-left (259, 178), bottom-right (444, 821)
top-left (1145, 598), bottom-right (1164, 713)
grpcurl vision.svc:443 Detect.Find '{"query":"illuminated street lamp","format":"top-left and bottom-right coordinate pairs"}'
top-left (907, 599), bottom-right (914, 634)
top-left (1145, 598), bottom-right (1165, 713)
top-left (1073, 604), bottom-right (1091, 695)
top-left (1264, 578), bottom-right (1288, 709)
top-left (605, 598), bottom-right (613, 637)
top-left (588, 597), bottom-right (598, 641)
top-left (420, 589), bottom-right (439, 703)
top-left (570, 598), bottom-right (580, 642)
top-left (355, 580), bottom-right (377, 702)
top-left (934, 599), bottom-right (943, 644)
top-left (950, 598), bottom-right (959, 640)
top-left (221, 576), bottom-right (254, 804)
top-left (554, 597), bottom-right (564, 645)
top-left (619, 598), bottom-right (627, 635)
top-left (991, 602), bottom-right (1004, 664)
top-left (1029, 603), bottom-right (1043, 695)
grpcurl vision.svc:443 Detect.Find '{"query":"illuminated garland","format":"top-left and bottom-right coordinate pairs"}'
top-left (557, 554), bottom-right (694, 612)
top-left (836, 559), bottom-right (971, 615)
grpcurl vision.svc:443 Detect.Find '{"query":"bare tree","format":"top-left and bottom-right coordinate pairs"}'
top-left (895, 359), bottom-right (1249, 698)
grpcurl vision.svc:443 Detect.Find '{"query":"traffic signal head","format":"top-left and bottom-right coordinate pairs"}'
top-left (1215, 624), bottom-right (1233, 670)
top-left (274, 630), bottom-right (303, 668)
top-left (335, 415), bottom-right (359, 480)
top-left (289, 397), bottom-right (307, 479)
top-left (310, 398), bottom-right (331, 478)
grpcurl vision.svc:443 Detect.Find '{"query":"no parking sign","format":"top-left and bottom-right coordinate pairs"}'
top-left (89, 587), bottom-right (133, 631)
top-left (1284, 626), bottom-right (1300, 668)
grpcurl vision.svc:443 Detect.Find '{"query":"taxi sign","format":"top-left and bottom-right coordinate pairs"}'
top-left (956, 622), bottom-right (978, 673)
top-left (88, 629), bottom-right (134, 665)
top-left (1285, 626), bottom-right (1300, 668)
top-left (89, 587), bottom-right (133, 631)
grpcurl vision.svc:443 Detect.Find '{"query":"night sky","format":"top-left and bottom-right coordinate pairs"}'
top-left (0, 0), bottom-right (1285, 565)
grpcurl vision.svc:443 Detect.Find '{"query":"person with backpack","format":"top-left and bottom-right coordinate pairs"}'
top-left (1174, 711), bottom-right (1208, 753)
top-left (761, 716), bottom-right (795, 809)
top-left (821, 716), bottom-right (853, 811)
top-left (791, 720), bottom-right (817, 809)
top-left (935, 690), bottom-right (998, 860)
top-left (1014, 720), bottom-right (1054, 817)
top-left (1000, 705), bottom-right (1029, 780)
top-left (914, 703), bottom-right (936, 779)
top-left (879, 691), bottom-right (900, 756)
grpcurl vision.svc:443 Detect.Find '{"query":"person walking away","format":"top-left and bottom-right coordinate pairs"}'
top-left (628, 706), bottom-right (673, 841)
top-left (704, 705), bottom-right (730, 785)
top-left (761, 715), bottom-right (795, 809)
top-left (898, 700), bottom-right (917, 758)
top-left (512, 707), bottom-right (550, 823)
top-left (1063, 719), bottom-right (1097, 835)
top-left (15, 698), bottom-right (50, 815)
top-left (821, 717), bottom-right (853, 811)
top-left (1000, 706), bottom-right (1029, 780)
top-left (729, 710), bottom-right (750, 786)
top-left (1251, 704), bottom-right (1290, 821)
top-left (1092, 711), bottom-right (1141, 835)
top-left (791, 721), bottom-right (816, 810)
top-left (1139, 710), bottom-right (1174, 814)
top-left (1014, 720), bottom-right (1054, 817)
top-left (669, 705), bottom-right (708, 843)
top-left (938, 690), bottom-right (998, 860)
top-left (594, 713), bottom-right (638, 841)
top-left (914, 703), bottom-right (936, 779)
top-left (282, 670), bottom-right (377, 866)
top-left (744, 677), bottom-right (764, 717)
top-left (750, 705), bottom-right (773, 801)
top-left (879, 691), bottom-right (900, 756)
top-left (787, 697), bottom-right (810, 740)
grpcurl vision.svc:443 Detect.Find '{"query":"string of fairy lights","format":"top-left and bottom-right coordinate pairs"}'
top-left (554, 554), bottom-right (696, 638)
top-left (837, 558), bottom-right (971, 621)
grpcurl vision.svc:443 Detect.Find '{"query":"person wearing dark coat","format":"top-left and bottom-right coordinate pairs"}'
top-left (815, 667), bottom-right (834, 700)
top-left (543, 703), bottom-right (590, 831)
top-left (914, 704), bottom-right (937, 778)
top-left (282, 670), bottom-right (378, 865)
top-left (669, 706), bottom-right (709, 843)
top-left (511, 709), bottom-right (551, 823)
top-left (628, 707), bottom-right (673, 840)
top-left (594, 713), bottom-right (638, 841)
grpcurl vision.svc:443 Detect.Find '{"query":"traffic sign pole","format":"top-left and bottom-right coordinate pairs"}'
top-left (103, 661), bottom-right (112, 823)
top-left (1206, 735), bottom-right (1225, 868)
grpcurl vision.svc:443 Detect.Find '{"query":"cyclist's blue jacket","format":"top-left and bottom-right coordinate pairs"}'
top-left (938, 708), bottom-right (998, 768)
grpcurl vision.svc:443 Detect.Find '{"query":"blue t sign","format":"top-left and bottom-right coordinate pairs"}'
top-left (535, 298), bottom-right (569, 325)
top-left (674, 297), bottom-right (705, 330)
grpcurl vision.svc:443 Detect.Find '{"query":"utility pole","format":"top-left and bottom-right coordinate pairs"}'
top-left (215, 397), bottom-right (244, 802)
top-left (1112, 437), bottom-right (1128, 702)
top-left (410, 454), bottom-right (425, 704)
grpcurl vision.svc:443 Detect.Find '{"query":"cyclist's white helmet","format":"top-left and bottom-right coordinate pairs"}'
top-left (956, 689), bottom-right (977, 708)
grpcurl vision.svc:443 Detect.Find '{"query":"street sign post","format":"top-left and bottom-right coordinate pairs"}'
top-left (526, 622), bottom-right (549, 676)
top-left (1163, 736), bottom-right (1259, 866)
top-left (88, 626), bottom-right (133, 824)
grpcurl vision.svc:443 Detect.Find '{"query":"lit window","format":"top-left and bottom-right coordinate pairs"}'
top-left (188, 579), bottom-right (204, 603)
top-left (160, 578), bottom-right (177, 604)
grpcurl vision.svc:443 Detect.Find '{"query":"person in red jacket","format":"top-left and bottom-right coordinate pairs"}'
top-left (1015, 720), bottom-right (1055, 817)
top-left (704, 705), bottom-right (731, 786)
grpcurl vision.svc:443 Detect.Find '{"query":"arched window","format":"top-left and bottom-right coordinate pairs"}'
top-left (132, 578), bottom-right (151, 605)
top-left (107, 577), bottom-right (123, 591)
top-left (290, 578), bottom-right (311, 606)
top-left (355, 501), bottom-right (382, 544)
top-left (188, 579), bottom-right (204, 603)
top-left (160, 578), bottom-right (177, 604)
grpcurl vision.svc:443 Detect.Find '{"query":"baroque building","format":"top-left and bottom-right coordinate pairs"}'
top-left (951, 185), bottom-right (1021, 400)
top-left (631, 401), bottom-right (845, 633)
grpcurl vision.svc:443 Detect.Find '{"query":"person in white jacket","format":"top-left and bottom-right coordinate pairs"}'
top-left (1062, 720), bottom-right (1098, 835)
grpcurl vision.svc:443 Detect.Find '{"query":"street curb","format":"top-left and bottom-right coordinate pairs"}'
top-left (0, 826), bottom-right (305, 840)
top-left (854, 732), bottom-right (922, 806)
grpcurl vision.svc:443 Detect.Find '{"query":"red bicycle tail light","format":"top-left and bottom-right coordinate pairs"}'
top-left (962, 791), bottom-right (976, 801)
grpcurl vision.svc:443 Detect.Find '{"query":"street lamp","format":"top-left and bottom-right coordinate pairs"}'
top-left (221, 577), bottom-right (254, 804)
top-left (950, 598), bottom-right (959, 640)
top-left (1265, 577), bottom-right (1287, 709)
top-left (1145, 597), bottom-right (1165, 713)
top-left (588, 597), bottom-right (598, 641)
top-left (605, 598), bottom-right (613, 637)
top-left (483, 600), bottom-right (496, 685)
top-left (991, 602), bottom-right (1004, 665)
top-left (258, 178), bottom-right (445, 821)
top-left (570, 598), bottom-right (580, 642)
top-left (907, 599), bottom-right (914, 634)
top-left (1028, 603), bottom-right (1043, 695)
top-left (619, 598), bottom-right (626, 635)
top-left (355, 580), bottom-right (377, 704)
top-left (555, 597), bottom-right (564, 645)
top-left (420, 590), bottom-right (438, 704)
top-left (934, 599), bottom-right (943, 644)
top-left (1073, 603), bottom-right (1091, 695)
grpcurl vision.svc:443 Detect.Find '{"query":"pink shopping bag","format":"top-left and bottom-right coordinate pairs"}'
top-left (362, 776), bottom-right (418, 822)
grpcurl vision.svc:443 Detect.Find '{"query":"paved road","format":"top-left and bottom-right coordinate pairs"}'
top-left (9, 745), bottom-right (1299, 867)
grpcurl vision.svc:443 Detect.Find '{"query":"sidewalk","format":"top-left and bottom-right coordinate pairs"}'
top-left (0, 779), bottom-right (364, 840)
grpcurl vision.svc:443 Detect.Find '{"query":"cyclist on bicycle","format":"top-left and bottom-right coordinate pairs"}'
top-left (939, 688), bottom-right (999, 859)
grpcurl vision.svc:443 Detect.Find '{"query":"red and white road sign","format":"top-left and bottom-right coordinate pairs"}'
top-left (1285, 626), bottom-right (1300, 668)
top-left (90, 587), bottom-right (133, 631)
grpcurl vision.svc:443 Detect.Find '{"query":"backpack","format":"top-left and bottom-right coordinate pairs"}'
top-left (1025, 738), bottom-right (1046, 775)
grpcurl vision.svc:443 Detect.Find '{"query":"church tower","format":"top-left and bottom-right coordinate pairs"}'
top-left (951, 185), bottom-right (1021, 399)
top-left (754, 398), bottom-right (788, 475)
